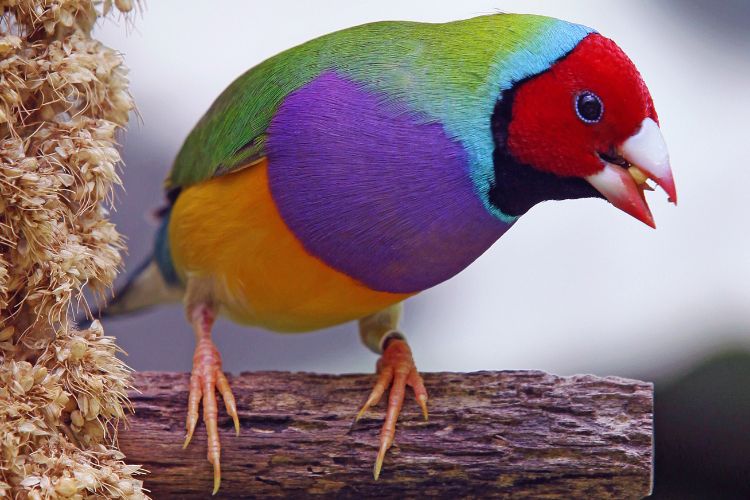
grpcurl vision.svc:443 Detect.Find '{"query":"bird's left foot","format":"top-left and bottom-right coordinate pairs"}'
top-left (355, 338), bottom-right (428, 480)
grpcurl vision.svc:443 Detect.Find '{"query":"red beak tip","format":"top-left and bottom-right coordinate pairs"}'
top-left (638, 207), bottom-right (656, 229)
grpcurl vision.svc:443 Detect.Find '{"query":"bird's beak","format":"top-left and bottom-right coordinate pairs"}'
top-left (585, 118), bottom-right (677, 228)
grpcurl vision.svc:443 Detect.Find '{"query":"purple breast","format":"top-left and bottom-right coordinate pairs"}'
top-left (266, 71), bottom-right (511, 294)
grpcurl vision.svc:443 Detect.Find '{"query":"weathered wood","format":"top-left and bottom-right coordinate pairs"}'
top-left (120, 371), bottom-right (652, 498)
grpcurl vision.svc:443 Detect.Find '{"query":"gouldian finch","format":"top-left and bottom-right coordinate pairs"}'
top-left (101, 13), bottom-right (676, 492)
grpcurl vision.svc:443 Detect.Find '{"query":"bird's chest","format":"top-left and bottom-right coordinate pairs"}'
top-left (169, 162), bottom-right (411, 332)
top-left (266, 71), bottom-right (512, 294)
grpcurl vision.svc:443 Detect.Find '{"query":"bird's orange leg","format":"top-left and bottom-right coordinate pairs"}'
top-left (355, 337), bottom-right (428, 480)
top-left (183, 303), bottom-right (240, 495)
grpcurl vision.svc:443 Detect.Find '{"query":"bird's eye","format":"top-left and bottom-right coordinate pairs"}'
top-left (575, 91), bottom-right (603, 124)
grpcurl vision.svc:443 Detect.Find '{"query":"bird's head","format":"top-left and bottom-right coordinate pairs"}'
top-left (489, 33), bottom-right (676, 228)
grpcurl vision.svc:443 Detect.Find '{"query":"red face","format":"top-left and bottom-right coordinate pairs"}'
top-left (505, 34), bottom-right (675, 227)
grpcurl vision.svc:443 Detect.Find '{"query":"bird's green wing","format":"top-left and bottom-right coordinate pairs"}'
top-left (166, 44), bottom-right (324, 189)
top-left (168, 20), bottom-right (431, 189)
top-left (167, 14), bottom-right (590, 191)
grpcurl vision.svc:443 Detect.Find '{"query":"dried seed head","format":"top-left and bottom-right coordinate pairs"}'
top-left (0, 0), bottom-right (144, 497)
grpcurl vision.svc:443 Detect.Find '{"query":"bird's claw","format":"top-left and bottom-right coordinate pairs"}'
top-left (183, 337), bottom-right (240, 495)
top-left (354, 338), bottom-right (428, 480)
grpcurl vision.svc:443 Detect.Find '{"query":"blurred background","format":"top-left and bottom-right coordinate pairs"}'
top-left (94, 1), bottom-right (750, 497)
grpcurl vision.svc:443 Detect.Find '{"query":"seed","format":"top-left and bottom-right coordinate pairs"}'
top-left (71, 410), bottom-right (84, 427)
top-left (69, 338), bottom-right (87, 361)
top-left (628, 166), bottom-right (649, 185)
top-left (32, 365), bottom-right (47, 383)
top-left (19, 375), bottom-right (34, 392)
top-left (84, 420), bottom-right (104, 441)
top-left (116, 0), bottom-right (134, 12)
top-left (117, 479), bottom-right (135, 495)
top-left (54, 476), bottom-right (78, 497)
top-left (86, 397), bottom-right (101, 420)
top-left (0, 326), bottom-right (15, 341)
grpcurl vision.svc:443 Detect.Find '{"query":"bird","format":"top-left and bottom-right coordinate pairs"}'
top-left (99, 13), bottom-right (676, 493)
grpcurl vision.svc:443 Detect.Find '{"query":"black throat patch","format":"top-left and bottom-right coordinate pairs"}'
top-left (488, 86), bottom-right (603, 217)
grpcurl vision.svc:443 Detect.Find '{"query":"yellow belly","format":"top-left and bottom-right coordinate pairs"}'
top-left (168, 159), bottom-right (410, 331)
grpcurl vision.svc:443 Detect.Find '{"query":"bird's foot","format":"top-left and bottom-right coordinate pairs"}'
top-left (183, 334), bottom-right (240, 495)
top-left (355, 338), bottom-right (428, 480)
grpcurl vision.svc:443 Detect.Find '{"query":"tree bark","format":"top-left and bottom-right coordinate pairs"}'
top-left (119, 371), bottom-right (652, 498)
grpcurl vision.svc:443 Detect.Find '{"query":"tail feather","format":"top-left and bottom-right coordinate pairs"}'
top-left (82, 257), bottom-right (183, 324)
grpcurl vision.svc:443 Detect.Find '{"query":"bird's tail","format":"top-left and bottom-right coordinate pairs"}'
top-left (87, 256), bottom-right (183, 322)
top-left (80, 209), bottom-right (183, 324)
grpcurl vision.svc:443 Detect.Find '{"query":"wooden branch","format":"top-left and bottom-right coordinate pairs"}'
top-left (120, 371), bottom-right (652, 498)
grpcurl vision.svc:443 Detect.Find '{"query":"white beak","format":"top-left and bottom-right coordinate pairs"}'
top-left (585, 117), bottom-right (677, 228)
